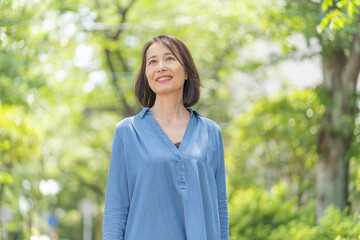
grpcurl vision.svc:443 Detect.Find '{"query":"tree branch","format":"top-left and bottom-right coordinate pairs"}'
top-left (105, 48), bottom-right (134, 116)
top-left (112, 0), bottom-right (137, 40)
top-left (102, 1), bottom-right (138, 117)
top-left (116, 49), bottom-right (130, 72)
top-left (105, 48), bottom-right (118, 87)
top-left (74, 173), bottom-right (105, 197)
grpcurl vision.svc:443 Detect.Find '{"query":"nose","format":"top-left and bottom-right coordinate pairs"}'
top-left (157, 60), bottom-right (166, 72)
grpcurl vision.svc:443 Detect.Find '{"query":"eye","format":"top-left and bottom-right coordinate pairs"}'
top-left (148, 59), bottom-right (157, 65)
top-left (166, 56), bottom-right (175, 61)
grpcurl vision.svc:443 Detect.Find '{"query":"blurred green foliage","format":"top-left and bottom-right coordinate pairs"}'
top-left (227, 89), bottom-right (360, 239)
top-left (229, 182), bottom-right (360, 240)
top-left (226, 89), bottom-right (324, 203)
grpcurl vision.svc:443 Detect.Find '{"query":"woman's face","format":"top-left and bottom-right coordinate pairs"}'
top-left (145, 42), bottom-right (187, 97)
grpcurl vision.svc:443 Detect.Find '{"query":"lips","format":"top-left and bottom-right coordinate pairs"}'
top-left (156, 75), bottom-right (172, 82)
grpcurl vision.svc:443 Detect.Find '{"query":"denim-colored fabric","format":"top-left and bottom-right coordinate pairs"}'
top-left (103, 107), bottom-right (229, 240)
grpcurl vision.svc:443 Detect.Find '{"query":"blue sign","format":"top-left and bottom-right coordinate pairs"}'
top-left (48, 214), bottom-right (58, 227)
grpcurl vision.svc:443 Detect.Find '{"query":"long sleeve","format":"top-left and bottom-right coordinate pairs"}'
top-left (215, 127), bottom-right (229, 240)
top-left (103, 125), bottom-right (130, 240)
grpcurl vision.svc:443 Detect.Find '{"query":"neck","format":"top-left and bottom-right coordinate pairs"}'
top-left (150, 95), bottom-right (188, 120)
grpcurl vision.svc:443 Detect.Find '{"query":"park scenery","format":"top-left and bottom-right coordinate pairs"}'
top-left (1, 0), bottom-right (360, 239)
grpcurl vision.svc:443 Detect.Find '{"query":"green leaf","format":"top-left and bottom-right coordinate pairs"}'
top-left (0, 172), bottom-right (14, 184)
top-left (336, 0), bottom-right (348, 9)
top-left (347, 2), bottom-right (354, 16)
top-left (322, 0), bottom-right (333, 12)
top-left (318, 14), bottom-right (331, 32)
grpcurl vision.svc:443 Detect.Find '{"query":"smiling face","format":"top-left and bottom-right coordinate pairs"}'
top-left (145, 42), bottom-right (187, 97)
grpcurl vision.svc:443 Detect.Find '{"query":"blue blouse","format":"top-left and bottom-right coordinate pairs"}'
top-left (103, 107), bottom-right (229, 240)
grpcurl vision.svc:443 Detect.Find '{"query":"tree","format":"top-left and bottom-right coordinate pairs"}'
top-left (315, 1), bottom-right (360, 222)
top-left (227, 88), bottom-right (360, 239)
top-left (258, 0), bottom-right (360, 223)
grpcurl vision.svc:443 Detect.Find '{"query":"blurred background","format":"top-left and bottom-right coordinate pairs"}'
top-left (1, 0), bottom-right (360, 239)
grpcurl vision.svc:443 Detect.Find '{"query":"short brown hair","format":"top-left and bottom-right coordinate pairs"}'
top-left (135, 35), bottom-right (200, 108)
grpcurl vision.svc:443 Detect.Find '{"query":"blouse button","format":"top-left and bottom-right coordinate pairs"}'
top-left (178, 175), bottom-right (185, 182)
top-left (178, 163), bottom-right (184, 170)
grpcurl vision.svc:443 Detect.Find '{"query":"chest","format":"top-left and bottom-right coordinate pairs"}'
top-left (123, 123), bottom-right (216, 188)
top-left (155, 118), bottom-right (189, 144)
top-left (125, 114), bottom-right (219, 168)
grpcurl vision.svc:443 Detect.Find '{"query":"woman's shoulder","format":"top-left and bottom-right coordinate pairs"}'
top-left (114, 116), bottom-right (135, 132)
top-left (197, 115), bottom-right (223, 144)
top-left (194, 111), bottom-right (221, 133)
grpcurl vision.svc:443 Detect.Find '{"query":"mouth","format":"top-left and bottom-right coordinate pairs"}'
top-left (156, 75), bottom-right (172, 82)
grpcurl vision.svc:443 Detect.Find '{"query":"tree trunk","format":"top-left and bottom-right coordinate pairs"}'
top-left (316, 32), bottom-right (360, 223)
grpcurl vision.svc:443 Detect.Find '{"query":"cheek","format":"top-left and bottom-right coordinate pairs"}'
top-left (178, 67), bottom-right (186, 78)
top-left (145, 69), bottom-right (151, 81)
top-left (145, 66), bottom-right (156, 79)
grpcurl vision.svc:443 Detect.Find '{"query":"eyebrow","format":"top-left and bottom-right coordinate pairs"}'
top-left (147, 52), bottom-right (174, 61)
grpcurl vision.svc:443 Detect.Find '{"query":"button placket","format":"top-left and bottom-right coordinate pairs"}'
top-left (144, 107), bottom-right (197, 191)
top-left (176, 156), bottom-right (186, 189)
top-left (177, 162), bottom-right (185, 170)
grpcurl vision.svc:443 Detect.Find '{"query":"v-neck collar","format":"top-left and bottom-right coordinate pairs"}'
top-left (140, 107), bottom-right (199, 159)
top-left (139, 106), bottom-right (200, 119)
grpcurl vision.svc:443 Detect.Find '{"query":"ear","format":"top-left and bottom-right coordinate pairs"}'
top-left (185, 73), bottom-right (188, 80)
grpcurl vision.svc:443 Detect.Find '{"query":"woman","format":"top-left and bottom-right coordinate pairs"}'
top-left (103, 35), bottom-right (229, 240)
